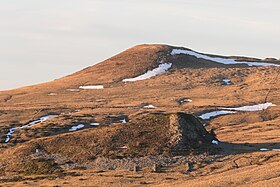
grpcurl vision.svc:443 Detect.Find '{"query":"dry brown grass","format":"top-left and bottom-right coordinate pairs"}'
top-left (0, 44), bottom-right (279, 186)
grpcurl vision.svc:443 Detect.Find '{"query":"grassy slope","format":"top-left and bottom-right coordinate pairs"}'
top-left (0, 44), bottom-right (279, 186)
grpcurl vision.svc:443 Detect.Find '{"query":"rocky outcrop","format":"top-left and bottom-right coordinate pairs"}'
top-left (169, 113), bottom-right (215, 151)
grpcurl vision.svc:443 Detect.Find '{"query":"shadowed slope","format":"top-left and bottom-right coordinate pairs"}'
top-left (0, 113), bottom-right (217, 174)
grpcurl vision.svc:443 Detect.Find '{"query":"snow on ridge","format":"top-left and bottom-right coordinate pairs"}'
top-left (199, 111), bottom-right (236, 120)
top-left (79, 85), bottom-right (104, 90)
top-left (220, 103), bottom-right (276, 112)
top-left (122, 63), bottom-right (172, 82)
top-left (5, 115), bottom-right (57, 143)
top-left (171, 49), bottom-right (279, 67)
top-left (199, 103), bottom-right (276, 120)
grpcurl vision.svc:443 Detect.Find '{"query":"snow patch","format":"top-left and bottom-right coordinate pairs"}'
top-left (179, 98), bottom-right (192, 103)
top-left (119, 146), bottom-right (128, 149)
top-left (222, 79), bottom-right (231, 85)
top-left (120, 118), bottom-right (127, 123)
top-left (259, 148), bottom-right (280, 151)
top-left (79, 85), bottom-right (104, 90)
top-left (171, 49), bottom-right (279, 67)
top-left (69, 124), bottom-right (85, 132)
top-left (221, 103), bottom-right (276, 112)
top-left (212, 140), bottom-right (219, 145)
top-left (260, 148), bottom-right (269, 151)
top-left (143, 105), bottom-right (156, 109)
top-left (90, 123), bottom-right (100, 126)
top-left (123, 63), bottom-right (172, 82)
top-left (20, 115), bottom-right (57, 129)
top-left (67, 89), bottom-right (80, 92)
top-left (5, 115), bottom-right (57, 143)
top-left (200, 103), bottom-right (276, 120)
top-left (199, 111), bottom-right (236, 120)
top-left (111, 118), bottom-right (128, 125)
top-left (48, 93), bottom-right (57, 96)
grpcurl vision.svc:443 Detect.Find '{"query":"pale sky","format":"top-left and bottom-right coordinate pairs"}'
top-left (1, 0), bottom-right (279, 90)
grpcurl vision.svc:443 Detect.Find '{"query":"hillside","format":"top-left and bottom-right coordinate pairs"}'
top-left (0, 44), bottom-right (279, 186)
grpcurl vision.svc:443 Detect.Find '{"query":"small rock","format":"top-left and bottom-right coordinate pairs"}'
top-left (187, 163), bottom-right (194, 172)
top-left (152, 164), bottom-right (161, 172)
top-left (133, 165), bottom-right (140, 173)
